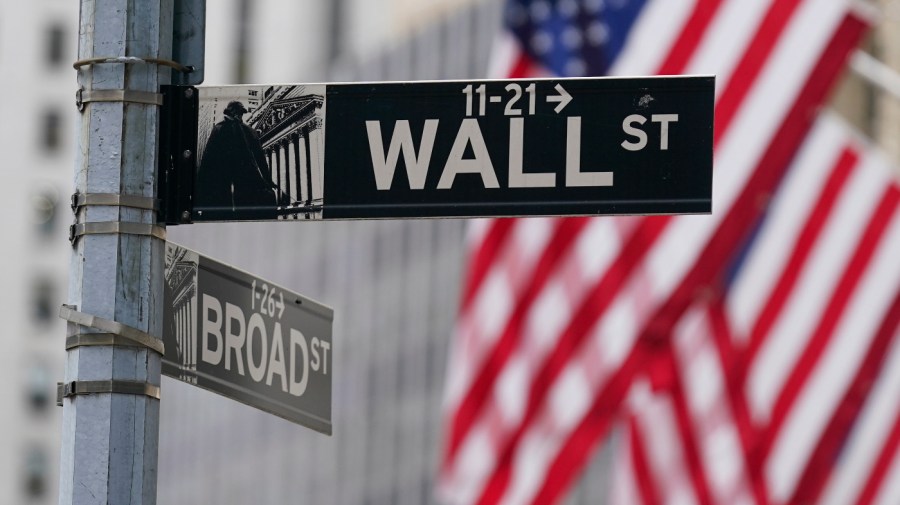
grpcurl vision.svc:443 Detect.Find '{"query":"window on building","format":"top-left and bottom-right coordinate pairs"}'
top-left (31, 278), bottom-right (55, 326)
top-left (45, 24), bottom-right (67, 67)
top-left (25, 363), bottom-right (52, 413)
top-left (30, 185), bottom-right (59, 237)
top-left (40, 109), bottom-right (63, 153)
top-left (23, 445), bottom-right (48, 499)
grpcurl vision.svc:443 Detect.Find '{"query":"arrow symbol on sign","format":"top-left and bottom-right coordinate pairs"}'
top-left (546, 84), bottom-right (572, 113)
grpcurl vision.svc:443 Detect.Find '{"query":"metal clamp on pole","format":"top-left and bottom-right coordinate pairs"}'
top-left (57, 380), bottom-right (161, 406)
top-left (71, 192), bottom-right (160, 213)
top-left (73, 56), bottom-right (193, 73)
top-left (59, 305), bottom-right (165, 356)
top-left (69, 221), bottom-right (166, 245)
top-left (66, 333), bottom-right (152, 351)
top-left (76, 88), bottom-right (164, 111)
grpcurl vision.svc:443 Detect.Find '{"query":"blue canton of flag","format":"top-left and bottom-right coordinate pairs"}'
top-left (504, 0), bottom-right (647, 76)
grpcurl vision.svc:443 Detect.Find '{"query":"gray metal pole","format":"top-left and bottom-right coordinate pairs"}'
top-left (59, 1), bottom-right (172, 503)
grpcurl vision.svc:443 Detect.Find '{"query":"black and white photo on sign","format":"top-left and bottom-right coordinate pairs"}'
top-left (196, 85), bottom-right (326, 219)
top-left (164, 243), bottom-right (199, 384)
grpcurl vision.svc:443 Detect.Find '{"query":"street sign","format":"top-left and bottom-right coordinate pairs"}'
top-left (162, 242), bottom-right (333, 434)
top-left (159, 76), bottom-right (713, 223)
top-left (171, 0), bottom-right (206, 85)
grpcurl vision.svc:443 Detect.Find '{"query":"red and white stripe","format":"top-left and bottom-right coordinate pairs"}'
top-left (614, 303), bottom-right (757, 505)
top-left (818, 303), bottom-right (900, 505)
top-left (440, 1), bottom-right (870, 503)
top-left (612, 113), bottom-right (900, 504)
top-left (733, 114), bottom-right (900, 504)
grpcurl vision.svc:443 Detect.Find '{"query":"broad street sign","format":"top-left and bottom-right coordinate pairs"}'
top-left (159, 76), bottom-right (713, 223)
top-left (163, 242), bottom-right (333, 434)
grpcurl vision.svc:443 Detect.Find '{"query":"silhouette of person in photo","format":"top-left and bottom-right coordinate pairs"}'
top-left (197, 101), bottom-right (282, 218)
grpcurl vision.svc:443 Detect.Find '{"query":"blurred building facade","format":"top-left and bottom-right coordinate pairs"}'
top-left (0, 0), bottom-right (78, 503)
top-left (2, 1), bottom-right (900, 505)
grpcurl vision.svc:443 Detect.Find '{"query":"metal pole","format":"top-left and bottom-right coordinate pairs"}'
top-left (851, 49), bottom-right (900, 101)
top-left (59, 0), bottom-right (172, 503)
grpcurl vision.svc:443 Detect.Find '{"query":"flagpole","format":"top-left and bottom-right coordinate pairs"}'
top-left (850, 50), bottom-right (900, 101)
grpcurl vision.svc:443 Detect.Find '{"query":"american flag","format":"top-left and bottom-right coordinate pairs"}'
top-left (439, 1), bottom-right (879, 504)
top-left (614, 112), bottom-right (900, 505)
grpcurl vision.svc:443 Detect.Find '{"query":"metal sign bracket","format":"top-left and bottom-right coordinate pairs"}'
top-left (157, 86), bottom-right (199, 225)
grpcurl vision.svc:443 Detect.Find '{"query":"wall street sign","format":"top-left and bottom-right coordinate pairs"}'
top-left (163, 242), bottom-right (333, 434)
top-left (159, 76), bottom-right (713, 223)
